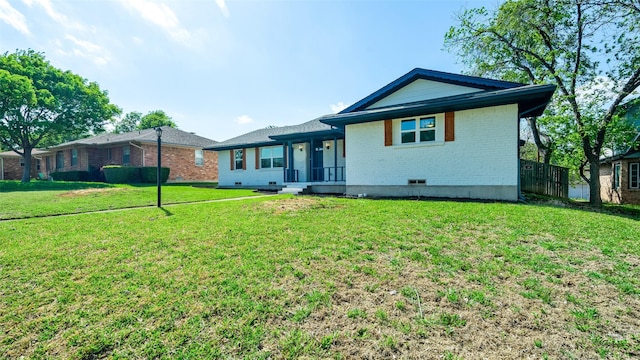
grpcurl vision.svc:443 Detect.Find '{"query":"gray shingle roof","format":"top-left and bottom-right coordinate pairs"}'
top-left (205, 116), bottom-right (338, 151)
top-left (0, 148), bottom-right (51, 158)
top-left (49, 126), bottom-right (217, 149)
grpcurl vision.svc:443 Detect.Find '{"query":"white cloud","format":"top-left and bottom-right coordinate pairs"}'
top-left (235, 115), bottom-right (254, 125)
top-left (23, 0), bottom-right (84, 30)
top-left (330, 101), bottom-right (348, 113)
top-left (215, 0), bottom-right (230, 18)
top-left (132, 36), bottom-right (144, 44)
top-left (58, 35), bottom-right (109, 65)
top-left (0, 0), bottom-right (30, 35)
top-left (121, 0), bottom-right (195, 45)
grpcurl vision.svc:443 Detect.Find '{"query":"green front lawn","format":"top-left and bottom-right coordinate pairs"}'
top-left (1, 196), bottom-right (639, 359)
top-left (0, 181), bottom-right (258, 219)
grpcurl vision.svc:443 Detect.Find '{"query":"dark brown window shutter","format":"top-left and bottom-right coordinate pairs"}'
top-left (445, 112), bottom-right (455, 142)
top-left (255, 147), bottom-right (260, 169)
top-left (230, 150), bottom-right (234, 170)
top-left (384, 120), bottom-right (392, 146)
top-left (242, 149), bottom-right (246, 170)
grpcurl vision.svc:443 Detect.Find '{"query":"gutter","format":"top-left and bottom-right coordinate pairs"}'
top-left (129, 142), bottom-right (145, 166)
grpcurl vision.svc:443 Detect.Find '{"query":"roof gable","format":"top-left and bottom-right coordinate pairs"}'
top-left (340, 68), bottom-right (523, 113)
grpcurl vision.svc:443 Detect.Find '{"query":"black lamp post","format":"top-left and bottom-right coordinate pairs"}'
top-left (155, 127), bottom-right (162, 207)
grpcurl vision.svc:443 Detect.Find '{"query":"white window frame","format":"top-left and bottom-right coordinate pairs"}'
top-left (234, 149), bottom-right (243, 170)
top-left (195, 149), bottom-right (204, 166)
top-left (614, 163), bottom-right (621, 189)
top-left (71, 149), bottom-right (78, 166)
top-left (630, 162), bottom-right (639, 189)
top-left (400, 116), bottom-right (436, 144)
top-left (123, 146), bottom-right (130, 164)
top-left (260, 146), bottom-right (284, 169)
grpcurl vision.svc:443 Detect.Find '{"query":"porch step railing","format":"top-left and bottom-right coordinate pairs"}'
top-left (312, 166), bottom-right (345, 182)
top-left (285, 169), bottom-right (299, 183)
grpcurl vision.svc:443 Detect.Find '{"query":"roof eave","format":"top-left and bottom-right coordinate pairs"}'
top-left (323, 85), bottom-right (556, 127)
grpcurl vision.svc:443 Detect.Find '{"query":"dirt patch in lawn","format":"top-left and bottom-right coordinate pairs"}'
top-left (260, 197), bottom-right (340, 214)
top-left (57, 187), bottom-right (124, 198)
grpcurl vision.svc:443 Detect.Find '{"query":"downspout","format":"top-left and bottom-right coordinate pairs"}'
top-left (129, 142), bottom-right (145, 166)
top-left (0, 157), bottom-right (3, 180)
top-left (517, 113), bottom-right (524, 201)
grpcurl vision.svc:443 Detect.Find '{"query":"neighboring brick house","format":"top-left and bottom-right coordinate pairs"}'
top-left (0, 149), bottom-right (50, 180)
top-left (43, 127), bottom-right (218, 182)
top-left (600, 132), bottom-right (640, 204)
top-left (207, 68), bottom-right (556, 201)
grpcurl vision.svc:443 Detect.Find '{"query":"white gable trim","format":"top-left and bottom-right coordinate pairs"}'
top-left (366, 79), bottom-right (483, 110)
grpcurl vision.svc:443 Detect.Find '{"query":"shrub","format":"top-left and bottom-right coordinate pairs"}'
top-left (50, 171), bottom-right (89, 181)
top-left (102, 166), bottom-right (170, 184)
top-left (139, 167), bottom-right (170, 184)
top-left (103, 166), bottom-right (138, 184)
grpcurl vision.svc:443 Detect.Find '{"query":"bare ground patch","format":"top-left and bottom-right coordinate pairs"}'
top-left (57, 187), bottom-right (124, 198)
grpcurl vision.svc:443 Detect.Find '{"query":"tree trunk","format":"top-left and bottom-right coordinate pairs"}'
top-left (526, 117), bottom-right (553, 164)
top-left (588, 158), bottom-right (602, 206)
top-left (21, 147), bottom-right (32, 183)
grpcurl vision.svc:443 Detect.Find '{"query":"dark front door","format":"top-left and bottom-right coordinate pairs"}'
top-left (312, 146), bottom-right (323, 181)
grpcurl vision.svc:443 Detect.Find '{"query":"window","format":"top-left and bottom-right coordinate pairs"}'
top-left (614, 163), bottom-right (621, 189)
top-left (195, 149), bottom-right (204, 166)
top-left (106, 148), bottom-right (112, 160)
top-left (20, 158), bottom-right (24, 167)
top-left (630, 163), bottom-right (639, 189)
top-left (400, 117), bottom-right (436, 144)
top-left (36, 159), bottom-right (41, 171)
top-left (123, 146), bottom-right (130, 164)
top-left (71, 149), bottom-right (78, 166)
top-left (260, 147), bottom-right (284, 168)
top-left (234, 149), bottom-right (243, 170)
top-left (56, 151), bottom-right (64, 169)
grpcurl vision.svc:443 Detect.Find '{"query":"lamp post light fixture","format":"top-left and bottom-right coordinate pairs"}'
top-left (155, 127), bottom-right (163, 207)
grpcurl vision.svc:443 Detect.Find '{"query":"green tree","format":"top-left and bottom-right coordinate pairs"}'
top-left (113, 111), bottom-right (142, 133)
top-left (445, 0), bottom-right (640, 206)
top-left (138, 110), bottom-right (177, 130)
top-left (0, 49), bottom-right (119, 182)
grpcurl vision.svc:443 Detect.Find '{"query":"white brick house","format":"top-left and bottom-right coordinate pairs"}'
top-left (206, 68), bottom-right (556, 200)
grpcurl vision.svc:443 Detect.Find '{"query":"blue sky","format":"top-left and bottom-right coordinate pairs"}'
top-left (0, 0), bottom-right (498, 142)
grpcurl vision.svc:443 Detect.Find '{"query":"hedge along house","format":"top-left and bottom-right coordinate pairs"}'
top-left (0, 149), bottom-right (51, 180)
top-left (207, 117), bottom-right (346, 194)
top-left (599, 132), bottom-right (640, 204)
top-left (42, 126), bottom-right (219, 182)
top-left (208, 68), bottom-right (556, 200)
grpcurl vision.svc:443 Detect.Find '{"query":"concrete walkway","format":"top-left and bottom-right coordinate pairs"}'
top-left (0, 194), bottom-right (279, 222)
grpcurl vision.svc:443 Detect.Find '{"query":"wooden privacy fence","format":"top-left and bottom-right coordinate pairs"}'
top-left (520, 159), bottom-right (569, 198)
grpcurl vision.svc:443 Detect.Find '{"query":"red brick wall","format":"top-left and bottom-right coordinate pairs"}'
top-left (1, 156), bottom-right (41, 180)
top-left (142, 144), bottom-right (218, 181)
top-left (600, 160), bottom-right (640, 204)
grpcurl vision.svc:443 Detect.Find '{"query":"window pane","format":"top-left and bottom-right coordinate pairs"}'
top-left (273, 157), bottom-right (284, 168)
top-left (235, 150), bottom-right (243, 160)
top-left (401, 119), bottom-right (415, 131)
top-left (401, 132), bottom-right (416, 143)
top-left (260, 148), bottom-right (272, 159)
top-left (420, 130), bottom-right (435, 142)
top-left (420, 117), bottom-right (435, 129)
top-left (195, 150), bottom-right (204, 166)
top-left (631, 163), bottom-right (639, 188)
top-left (272, 147), bottom-right (283, 158)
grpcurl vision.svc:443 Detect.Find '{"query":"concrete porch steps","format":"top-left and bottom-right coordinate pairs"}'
top-left (278, 184), bottom-right (308, 195)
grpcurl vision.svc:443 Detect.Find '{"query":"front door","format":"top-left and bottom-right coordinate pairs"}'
top-left (312, 146), bottom-right (323, 181)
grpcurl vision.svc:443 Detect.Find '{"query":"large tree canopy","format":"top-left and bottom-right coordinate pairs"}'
top-left (445, 0), bottom-right (640, 205)
top-left (138, 110), bottom-right (177, 130)
top-left (0, 49), bottom-right (119, 182)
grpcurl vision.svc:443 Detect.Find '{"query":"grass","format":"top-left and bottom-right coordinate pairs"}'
top-left (0, 195), bottom-right (639, 358)
top-left (0, 180), bottom-right (259, 219)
